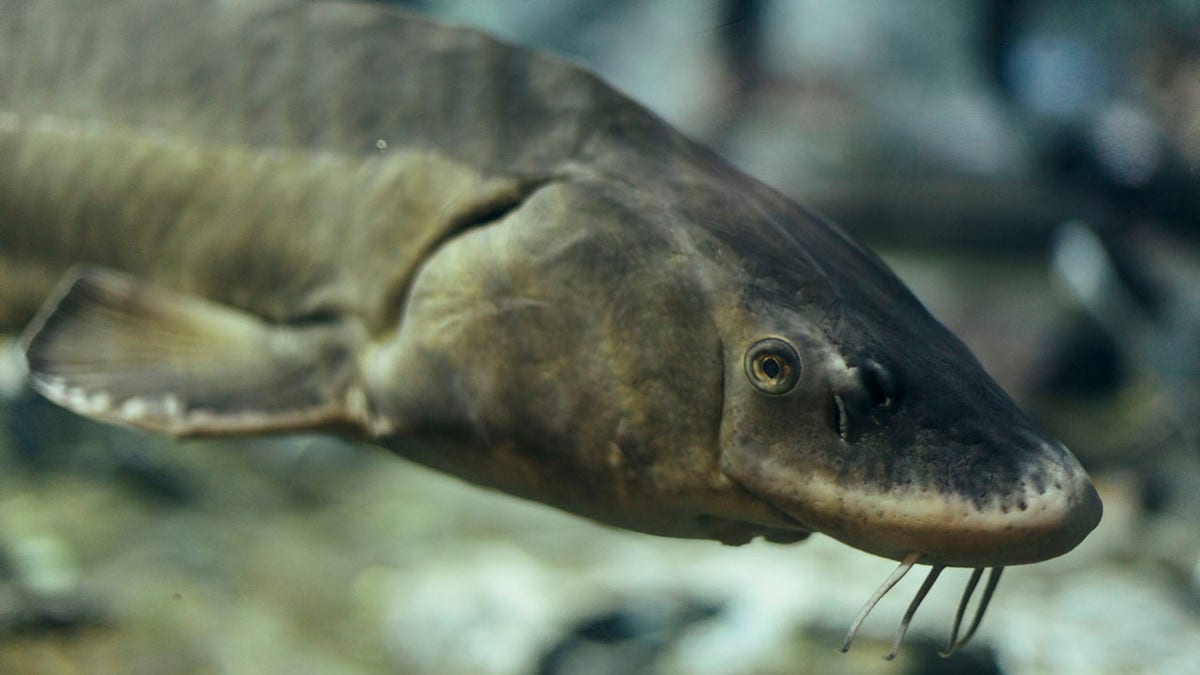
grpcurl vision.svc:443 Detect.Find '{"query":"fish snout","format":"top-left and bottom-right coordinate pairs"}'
top-left (792, 436), bottom-right (1103, 568)
top-left (831, 439), bottom-right (1100, 657)
top-left (880, 441), bottom-right (1101, 567)
top-left (974, 440), bottom-right (1102, 565)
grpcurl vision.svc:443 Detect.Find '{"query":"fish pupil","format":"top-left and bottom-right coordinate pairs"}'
top-left (761, 356), bottom-right (782, 380)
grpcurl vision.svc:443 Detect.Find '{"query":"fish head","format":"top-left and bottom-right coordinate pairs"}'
top-left (695, 174), bottom-right (1103, 567)
top-left (367, 154), bottom-right (1099, 565)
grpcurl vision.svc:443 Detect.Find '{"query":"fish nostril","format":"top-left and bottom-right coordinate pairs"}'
top-left (862, 361), bottom-right (900, 411)
top-left (829, 394), bottom-right (850, 441)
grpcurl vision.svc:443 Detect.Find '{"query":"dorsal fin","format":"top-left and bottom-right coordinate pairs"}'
top-left (21, 266), bottom-right (375, 437)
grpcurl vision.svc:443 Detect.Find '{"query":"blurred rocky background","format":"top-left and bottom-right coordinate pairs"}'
top-left (2, 1), bottom-right (1198, 673)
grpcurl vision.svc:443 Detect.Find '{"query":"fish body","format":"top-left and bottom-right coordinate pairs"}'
top-left (1, 0), bottom-right (1099, 633)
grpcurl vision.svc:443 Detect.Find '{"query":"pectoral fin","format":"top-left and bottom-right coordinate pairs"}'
top-left (21, 266), bottom-right (375, 437)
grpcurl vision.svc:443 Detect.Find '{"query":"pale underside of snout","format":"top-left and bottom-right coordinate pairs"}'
top-left (786, 456), bottom-right (1103, 567)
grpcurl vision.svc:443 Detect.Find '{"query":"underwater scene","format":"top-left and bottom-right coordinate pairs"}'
top-left (1, 2), bottom-right (1197, 673)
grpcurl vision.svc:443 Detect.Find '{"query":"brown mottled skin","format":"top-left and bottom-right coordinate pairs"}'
top-left (1, 0), bottom-right (1099, 565)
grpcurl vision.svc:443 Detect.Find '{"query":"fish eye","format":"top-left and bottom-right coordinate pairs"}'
top-left (744, 338), bottom-right (801, 395)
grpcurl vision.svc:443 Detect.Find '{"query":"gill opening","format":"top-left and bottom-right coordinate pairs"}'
top-left (839, 554), bottom-right (1005, 660)
top-left (446, 178), bottom-right (553, 233)
top-left (382, 176), bottom-right (556, 330)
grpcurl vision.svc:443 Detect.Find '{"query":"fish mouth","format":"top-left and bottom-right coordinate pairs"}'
top-left (722, 424), bottom-right (1102, 656)
top-left (798, 469), bottom-right (1101, 568)
top-left (791, 443), bottom-right (1102, 658)
top-left (825, 457), bottom-right (1101, 659)
top-left (775, 437), bottom-right (1104, 567)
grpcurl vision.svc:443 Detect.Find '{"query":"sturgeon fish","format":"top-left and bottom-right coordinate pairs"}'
top-left (0, 0), bottom-right (1101, 656)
